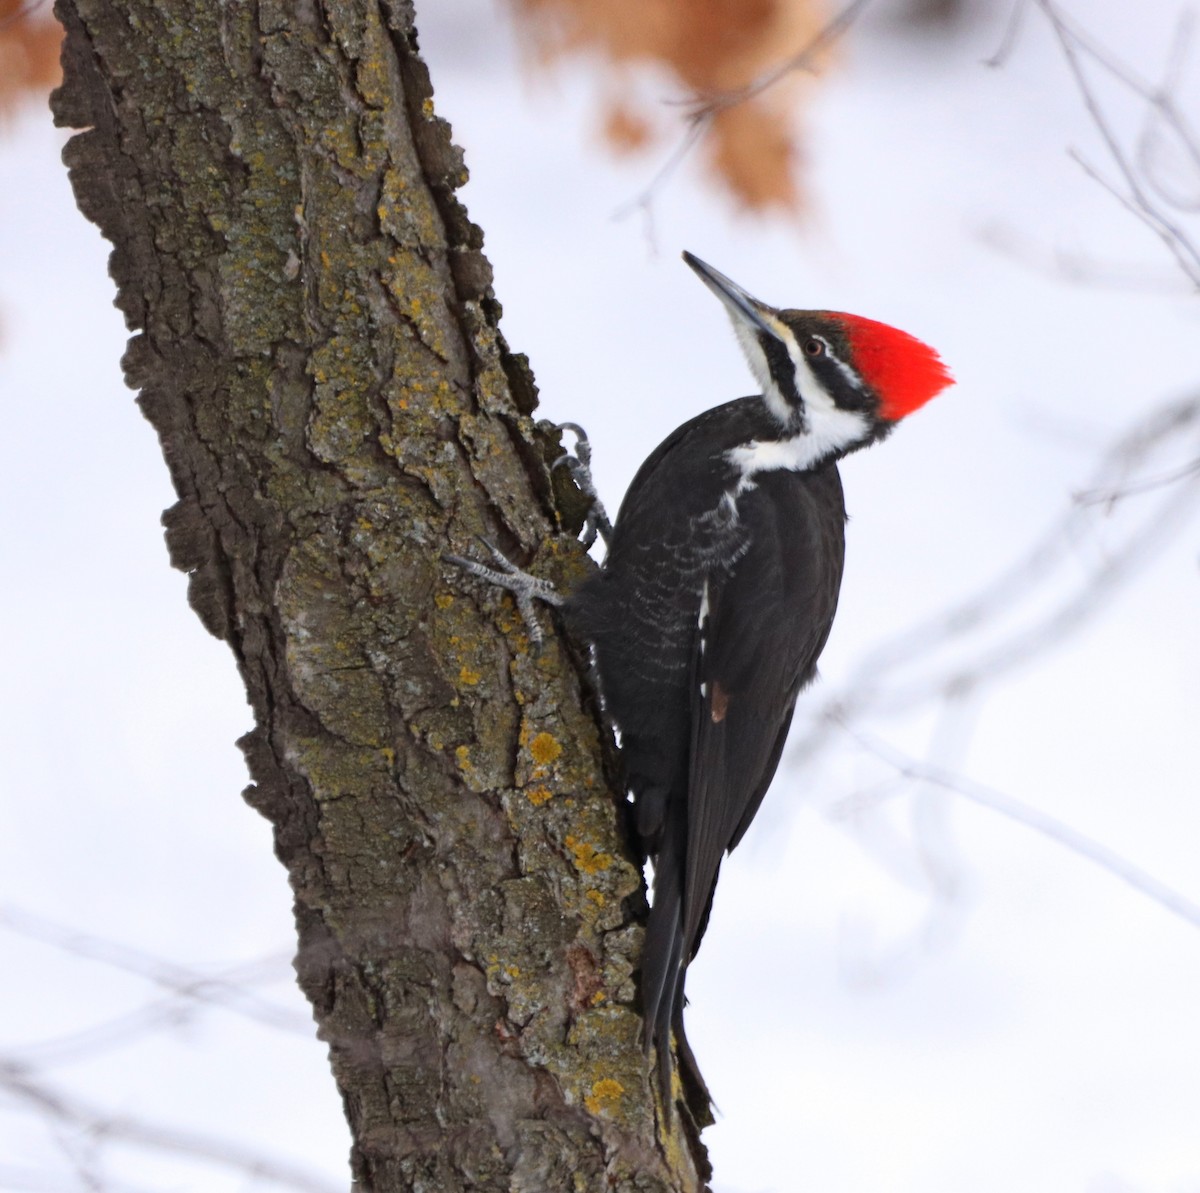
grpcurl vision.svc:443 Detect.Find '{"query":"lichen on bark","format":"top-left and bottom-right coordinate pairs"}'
top-left (52, 0), bottom-right (709, 1188)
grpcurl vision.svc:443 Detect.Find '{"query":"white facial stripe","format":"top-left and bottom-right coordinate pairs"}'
top-left (730, 317), bottom-right (791, 424)
top-left (820, 340), bottom-right (865, 392)
top-left (726, 406), bottom-right (871, 486)
top-left (728, 307), bottom-right (867, 433)
top-left (785, 333), bottom-right (838, 420)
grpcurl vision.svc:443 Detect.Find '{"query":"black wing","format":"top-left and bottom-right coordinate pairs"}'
top-left (680, 467), bottom-right (846, 960)
top-left (567, 403), bottom-right (845, 1120)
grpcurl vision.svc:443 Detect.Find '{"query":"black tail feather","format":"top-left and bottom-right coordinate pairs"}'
top-left (652, 927), bottom-right (683, 1110)
top-left (641, 866), bottom-right (680, 1043)
top-left (640, 839), bottom-right (714, 1124)
top-left (641, 843), bottom-right (682, 1104)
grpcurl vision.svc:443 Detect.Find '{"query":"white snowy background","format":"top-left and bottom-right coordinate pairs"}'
top-left (1, 1), bottom-right (1198, 1190)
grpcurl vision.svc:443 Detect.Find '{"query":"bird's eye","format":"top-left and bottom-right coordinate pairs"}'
top-left (803, 338), bottom-right (825, 358)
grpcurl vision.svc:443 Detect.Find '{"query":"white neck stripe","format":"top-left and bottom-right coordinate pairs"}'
top-left (727, 407), bottom-right (870, 486)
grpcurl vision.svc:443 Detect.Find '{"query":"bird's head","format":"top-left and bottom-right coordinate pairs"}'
top-left (683, 251), bottom-right (953, 456)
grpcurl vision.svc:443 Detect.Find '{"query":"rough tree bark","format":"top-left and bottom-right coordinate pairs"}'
top-left (51, 1), bottom-right (708, 1189)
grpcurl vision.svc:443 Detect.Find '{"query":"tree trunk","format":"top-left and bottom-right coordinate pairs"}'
top-left (50, 1), bottom-right (708, 1188)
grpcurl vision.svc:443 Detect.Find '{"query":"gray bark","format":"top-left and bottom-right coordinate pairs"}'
top-left (50, 0), bottom-right (709, 1188)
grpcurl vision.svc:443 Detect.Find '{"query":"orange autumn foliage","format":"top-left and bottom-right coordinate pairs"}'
top-left (0, 0), bottom-right (62, 115)
top-left (2, 0), bottom-right (824, 211)
top-left (509, 0), bottom-right (828, 211)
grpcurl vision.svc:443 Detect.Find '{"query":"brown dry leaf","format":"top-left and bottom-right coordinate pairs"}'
top-left (509, 0), bottom-right (828, 212)
top-left (604, 102), bottom-right (653, 154)
top-left (0, 0), bottom-right (62, 116)
top-left (710, 101), bottom-right (800, 210)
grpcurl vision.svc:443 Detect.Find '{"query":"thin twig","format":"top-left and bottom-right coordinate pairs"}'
top-left (0, 906), bottom-right (311, 1050)
top-left (983, 0), bottom-right (1030, 69)
top-left (686, 0), bottom-right (875, 118)
top-left (616, 0), bottom-right (875, 222)
top-left (0, 1065), bottom-right (342, 1193)
top-left (841, 724), bottom-right (1200, 933)
top-left (1076, 455), bottom-right (1200, 505)
top-left (782, 393), bottom-right (1200, 768)
top-left (1032, 0), bottom-right (1200, 286)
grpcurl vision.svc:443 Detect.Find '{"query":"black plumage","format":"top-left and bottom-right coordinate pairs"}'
top-left (567, 399), bottom-right (846, 1121)
top-left (562, 253), bottom-right (952, 1122)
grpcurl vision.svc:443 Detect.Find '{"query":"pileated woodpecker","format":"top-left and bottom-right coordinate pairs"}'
top-left (449, 253), bottom-right (952, 1123)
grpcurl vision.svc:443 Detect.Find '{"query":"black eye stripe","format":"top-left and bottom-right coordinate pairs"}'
top-left (758, 332), bottom-right (802, 406)
top-left (809, 353), bottom-right (873, 411)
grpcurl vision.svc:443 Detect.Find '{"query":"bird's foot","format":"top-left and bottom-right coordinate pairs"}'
top-left (443, 538), bottom-right (563, 645)
top-left (554, 422), bottom-right (613, 551)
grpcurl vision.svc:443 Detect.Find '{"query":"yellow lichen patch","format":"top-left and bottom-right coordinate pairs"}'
top-left (584, 1077), bottom-right (624, 1117)
top-left (590, 990), bottom-right (607, 1006)
top-left (458, 664), bottom-right (482, 686)
top-left (355, 42), bottom-right (389, 109)
top-left (529, 732), bottom-right (562, 768)
top-left (434, 593), bottom-right (454, 610)
top-left (584, 889), bottom-right (607, 908)
top-left (379, 747), bottom-right (395, 767)
top-left (455, 744), bottom-right (474, 773)
top-left (565, 836), bottom-right (612, 876)
top-left (526, 786), bottom-right (553, 807)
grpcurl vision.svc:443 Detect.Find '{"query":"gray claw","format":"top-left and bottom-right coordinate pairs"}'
top-left (554, 423), bottom-right (613, 550)
top-left (443, 540), bottom-right (562, 645)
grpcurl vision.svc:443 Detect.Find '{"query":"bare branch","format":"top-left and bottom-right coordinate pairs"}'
top-left (0, 1065), bottom-right (341, 1193)
top-left (1068, 147), bottom-right (1200, 283)
top-left (792, 394), bottom-right (1200, 735)
top-left (0, 907), bottom-right (311, 1052)
top-left (983, 0), bottom-right (1030, 70)
top-left (1033, 0), bottom-right (1200, 286)
top-left (1076, 455), bottom-right (1200, 506)
top-left (840, 723), bottom-right (1200, 933)
top-left (684, 0), bottom-right (875, 118)
top-left (0, 1163), bottom-right (136, 1193)
top-left (771, 387), bottom-right (1200, 958)
top-left (976, 219), bottom-right (1192, 292)
top-left (616, 0), bottom-right (876, 222)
